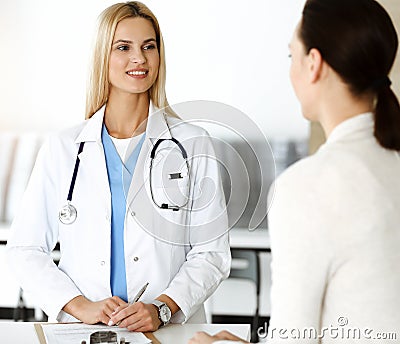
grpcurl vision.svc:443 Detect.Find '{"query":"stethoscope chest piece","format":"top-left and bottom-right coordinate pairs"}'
top-left (59, 201), bottom-right (77, 225)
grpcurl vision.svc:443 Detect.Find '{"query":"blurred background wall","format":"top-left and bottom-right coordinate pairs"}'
top-left (0, 0), bottom-right (307, 139)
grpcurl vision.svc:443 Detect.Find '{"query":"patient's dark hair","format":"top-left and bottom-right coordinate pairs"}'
top-left (300, 0), bottom-right (400, 150)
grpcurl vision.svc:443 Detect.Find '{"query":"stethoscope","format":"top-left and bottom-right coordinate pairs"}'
top-left (149, 137), bottom-right (190, 211)
top-left (58, 142), bottom-right (85, 225)
top-left (59, 124), bottom-right (190, 225)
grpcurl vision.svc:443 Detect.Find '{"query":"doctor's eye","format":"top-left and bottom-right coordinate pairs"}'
top-left (143, 44), bottom-right (156, 51)
top-left (117, 45), bottom-right (130, 51)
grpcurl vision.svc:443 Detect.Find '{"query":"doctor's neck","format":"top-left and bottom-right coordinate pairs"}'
top-left (104, 91), bottom-right (149, 139)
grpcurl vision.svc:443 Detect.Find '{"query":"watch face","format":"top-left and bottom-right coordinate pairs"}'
top-left (160, 305), bottom-right (172, 323)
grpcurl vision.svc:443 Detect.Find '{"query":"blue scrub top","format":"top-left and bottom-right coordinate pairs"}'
top-left (102, 124), bottom-right (145, 301)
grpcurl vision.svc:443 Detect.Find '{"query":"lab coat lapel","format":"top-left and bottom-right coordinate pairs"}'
top-left (74, 106), bottom-right (105, 144)
top-left (126, 138), bottom-right (151, 206)
top-left (75, 107), bottom-right (111, 210)
top-left (126, 106), bottom-right (172, 206)
top-left (78, 141), bottom-right (111, 213)
top-left (146, 105), bottom-right (173, 140)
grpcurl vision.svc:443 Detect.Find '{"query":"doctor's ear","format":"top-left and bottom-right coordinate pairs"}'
top-left (307, 48), bottom-right (323, 83)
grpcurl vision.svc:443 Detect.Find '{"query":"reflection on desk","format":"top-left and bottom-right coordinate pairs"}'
top-left (0, 322), bottom-right (250, 344)
top-left (0, 226), bottom-right (9, 245)
top-left (229, 227), bottom-right (270, 251)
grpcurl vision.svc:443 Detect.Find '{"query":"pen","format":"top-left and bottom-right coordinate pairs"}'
top-left (114, 282), bottom-right (149, 326)
top-left (131, 282), bottom-right (149, 304)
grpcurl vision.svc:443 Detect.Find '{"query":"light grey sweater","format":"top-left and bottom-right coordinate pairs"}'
top-left (217, 113), bottom-right (400, 344)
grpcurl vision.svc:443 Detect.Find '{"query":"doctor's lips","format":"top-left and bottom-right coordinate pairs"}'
top-left (126, 68), bottom-right (149, 79)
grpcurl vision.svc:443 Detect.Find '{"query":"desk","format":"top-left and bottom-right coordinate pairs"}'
top-left (0, 226), bottom-right (9, 245)
top-left (229, 227), bottom-right (270, 252)
top-left (0, 322), bottom-right (250, 344)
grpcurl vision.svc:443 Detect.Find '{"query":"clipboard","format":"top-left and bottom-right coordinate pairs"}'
top-left (144, 332), bottom-right (161, 344)
top-left (34, 324), bottom-right (46, 344)
top-left (34, 323), bottom-right (161, 344)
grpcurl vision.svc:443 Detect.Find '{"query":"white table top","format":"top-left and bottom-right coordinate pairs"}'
top-left (229, 227), bottom-right (270, 251)
top-left (0, 224), bottom-right (270, 250)
top-left (155, 323), bottom-right (250, 343)
top-left (0, 224), bottom-right (10, 243)
top-left (0, 322), bottom-right (250, 344)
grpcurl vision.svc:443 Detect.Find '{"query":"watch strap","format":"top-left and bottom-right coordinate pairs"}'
top-left (151, 300), bottom-right (171, 326)
top-left (151, 300), bottom-right (164, 309)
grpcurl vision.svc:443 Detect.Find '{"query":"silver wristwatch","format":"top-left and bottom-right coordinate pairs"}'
top-left (151, 300), bottom-right (171, 327)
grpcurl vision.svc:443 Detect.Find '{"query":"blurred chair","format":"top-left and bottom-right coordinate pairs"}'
top-left (229, 249), bottom-right (260, 342)
top-left (0, 132), bottom-right (45, 321)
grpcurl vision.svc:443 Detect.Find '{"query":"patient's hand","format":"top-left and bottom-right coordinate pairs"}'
top-left (188, 330), bottom-right (249, 343)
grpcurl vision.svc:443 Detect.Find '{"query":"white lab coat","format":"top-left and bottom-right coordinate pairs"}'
top-left (6, 106), bottom-right (231, 323)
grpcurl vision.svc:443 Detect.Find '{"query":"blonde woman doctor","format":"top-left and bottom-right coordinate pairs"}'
top-left (6, 2), bottom-right (230, 332)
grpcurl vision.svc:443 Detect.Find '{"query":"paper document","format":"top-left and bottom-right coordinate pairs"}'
top-left (41, 323), bottom-right (152, 344)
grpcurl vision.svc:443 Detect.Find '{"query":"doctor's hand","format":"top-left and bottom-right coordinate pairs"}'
top-left (108, 302), bottom-right (161, 332)
top-left (188, 331), bottom-right (249, 344)
top-left (63, 295), bottom-right (127, 325)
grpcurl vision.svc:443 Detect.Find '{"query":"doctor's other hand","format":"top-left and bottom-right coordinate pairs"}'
top-left (63, 295), bottom-right (127, 325)
top-left (188, 331), bottom-right (249, 344)
top-left (109, 302), bottom-right (161, 332)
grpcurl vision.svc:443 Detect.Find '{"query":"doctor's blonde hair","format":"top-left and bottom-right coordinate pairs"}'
top-left (85, 1), bottom-right (175, 119)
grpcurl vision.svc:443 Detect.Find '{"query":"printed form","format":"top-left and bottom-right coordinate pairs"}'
top-left (41, 323), bottom-right (151, 344)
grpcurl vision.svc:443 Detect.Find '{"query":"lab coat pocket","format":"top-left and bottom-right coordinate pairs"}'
top-left (152, 185), bottom-right (190, 245)
top-left (153, 185), bottom-right (190, 211)
top-left (150, 146), bottom-right (190, 190)
top-left (57, 221), bottom-right (79, 268)
top-left (58, 218), bottom-right (77, 243)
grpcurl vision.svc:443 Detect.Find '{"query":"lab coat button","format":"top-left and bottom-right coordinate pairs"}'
top-left (130, 211), bottom-right (135, 217)
top-left (105, 214), bottom-right (110, 221)
top-left (100, 261), bottom-right (106, 266)
top-left (133, 257), bottom-right (139, 262)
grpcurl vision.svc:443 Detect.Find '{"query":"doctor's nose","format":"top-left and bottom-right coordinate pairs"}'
top-left (129, 49), bottom-right (146, 64)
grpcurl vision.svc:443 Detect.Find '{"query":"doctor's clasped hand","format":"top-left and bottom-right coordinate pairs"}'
top-left (63, 295), bottom-right (127, 326)
top-left (108, 300), bottom-right (166, 331)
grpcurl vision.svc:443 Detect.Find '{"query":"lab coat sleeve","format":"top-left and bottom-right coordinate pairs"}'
top-left (266, 164), bottom-right (332, 343)
top-left (6, 137), bottom-right (82, 320)
top-left (162, 132), bottom-right (231, 323)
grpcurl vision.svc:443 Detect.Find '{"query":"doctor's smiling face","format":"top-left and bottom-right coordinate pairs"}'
top-left (108, 17), bottom-right (160, 96)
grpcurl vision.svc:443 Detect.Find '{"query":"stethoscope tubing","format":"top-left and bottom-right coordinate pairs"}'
top-left (67, 142), bottom-right (85, 202)
top-left (150, 137), bottom-right (188, 159)
top-left (149, 137), bottom-right (191, 211)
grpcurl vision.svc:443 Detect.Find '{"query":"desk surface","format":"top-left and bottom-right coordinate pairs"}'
top-left (0, 322), bottom-right (250, 344)
top-left (229, 227), bottom-right (270, 251)
top-left (0, 226), bottom-right (9, 243)
top-left (0, 225), bottom-right (10, 244)
top-left (0, 225), bottom-right (270, 250)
